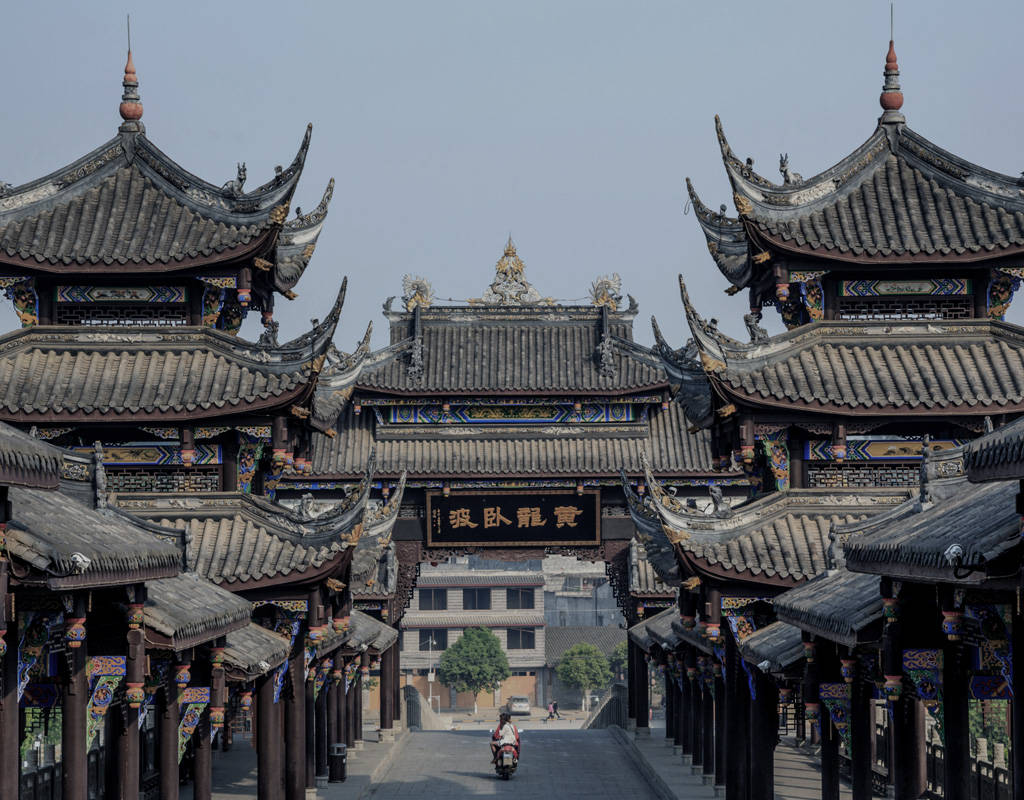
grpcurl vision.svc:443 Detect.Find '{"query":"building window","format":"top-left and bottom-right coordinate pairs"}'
top-left (507, 627), bottom-right (536, 649)
top-left (419, 588), bottom-right (448, 611)
top-left (418, 629), bottom-right (447, 651)
top-left (463, 588), bottom-right (491, 610)
top-left (506, 588), bottom-right (535, 609)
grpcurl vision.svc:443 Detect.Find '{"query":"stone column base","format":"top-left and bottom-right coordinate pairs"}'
top-left (315, 775), bottom-right (328, 788)
top-left (378, 728), bottom-right (395, 743)
top-left (305, 788), bottom-right (318, 800)
top-left (690, 764), bottom-right (703, 776)
top-left (354, 739), bottom-right (365, 751)
top-left (702, 774), bottom-right (714, 785)
top-left (634, 727), bottom-right (650, 738)
top-left (713, 785), bottom-right (726, 798)
top-left (681, 754), bottom-right (692, 766)
top-left (672, 745), bottom-right (682, 756)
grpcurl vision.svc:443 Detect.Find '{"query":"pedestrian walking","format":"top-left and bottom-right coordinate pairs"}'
top-left (546, 701), bottom-right (555, 720)
top-left (552, 700), bottom-right (561, 719)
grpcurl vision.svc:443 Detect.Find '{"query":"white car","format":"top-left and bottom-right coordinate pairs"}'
top-left (505, 696), bottom-right (531, 716)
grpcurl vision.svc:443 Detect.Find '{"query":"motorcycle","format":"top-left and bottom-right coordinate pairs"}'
top-left (494, 743), bottom-right (518, 780)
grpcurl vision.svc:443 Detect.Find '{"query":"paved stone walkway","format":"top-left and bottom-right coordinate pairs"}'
top-left (366, 729), bottom-right (663, 799)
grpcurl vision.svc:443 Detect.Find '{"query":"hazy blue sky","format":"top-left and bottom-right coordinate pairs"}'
top-left (3, 1), bottom-right (1023, 348)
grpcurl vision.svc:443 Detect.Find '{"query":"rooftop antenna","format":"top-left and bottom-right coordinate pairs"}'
top-left (127, 14), bottom-right (131, 53)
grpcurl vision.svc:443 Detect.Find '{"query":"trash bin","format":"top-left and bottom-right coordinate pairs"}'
top-left (329, 743), bottom-right (347, 782)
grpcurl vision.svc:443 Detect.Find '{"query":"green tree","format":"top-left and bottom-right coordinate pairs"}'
top-left (557, 643), bottom-right (613, 711)
top-left (437, 626), bottom-right (510, 715)
top-left (609, 641), bottom-right (628, 681)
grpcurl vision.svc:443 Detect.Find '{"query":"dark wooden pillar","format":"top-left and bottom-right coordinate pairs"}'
top-left (315, 679), bottom-right (329, 780)
top-left (702, 679), bottom-right (715, 779)
top-left (118, 606), bottom-right (145, 800)
top-left (392, 638), bottom-right (402, 724)
top-left (344, 663), bottom-right (357, 747)
top-left (222, 435), bottom-right (239, 492)
top-left (284, 653), bottom-right (306, 800)
top-left (305, 667), bottom-right (316, 788)
top-left (380, 644), bottom-right (396, 739)
top-left (817, 645), bottom-right (840, 800)
top-left (679, 650), bottom-right (693, 758)
top-left (356, 654), bottom-right (368, 745)
top-left (63, 595), bottom-right (88, 800)
top-left (725, 632), bottom-right (749, 800)
top-left (256, 671), bottom-right (283, 800)
top-left (714, 662), bottom-right (726, 788)
top-left (193, 658), bottom-right (212, 800)
top-left (850, 658), bottom-right (874, 800)
top-left (1013, 579), bottom-right (1024, 800)
top-left (883, 581), bottom-right (926, 800)
top-left (663, 670), bottom-right (675, 743)
top-left (0, 576), bottom-right (19, 800)
top-left (328, 669), bottom-right (340, 746)
top-left (634, 643), bottom-right (649, 734)
top-left (159, 676), bottom-right (180, 800)
top-left (942, 639), bottom-right (971, 799)
top-left (690, 666), bottom-right (703, 767)
top-left (626, 638), bottom-right (637, 727)
top-left (750, 670), bottom-right (778, 800)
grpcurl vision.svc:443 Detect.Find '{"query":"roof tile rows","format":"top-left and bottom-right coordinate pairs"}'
top-left (312, 402), bottom-right (714, 477)
top-left (0, 165), bottom-right (266, 266)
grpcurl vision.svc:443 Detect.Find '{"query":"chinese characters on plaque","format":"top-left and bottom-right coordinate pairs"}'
top-left (426, 491), bottom-right (600, 546)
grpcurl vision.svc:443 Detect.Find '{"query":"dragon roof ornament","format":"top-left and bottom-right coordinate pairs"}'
top-left (590, 274), bottom-right (623, 310)
top-left (401, 275), bottom-right (434, 311)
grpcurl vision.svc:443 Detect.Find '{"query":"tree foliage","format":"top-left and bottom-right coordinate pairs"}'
top-left (437, 626), bottom-right (510, 697)
top-left (557, 643), bottom-right (613, 697)
top-left (609, 641), bottom-right (628, 680)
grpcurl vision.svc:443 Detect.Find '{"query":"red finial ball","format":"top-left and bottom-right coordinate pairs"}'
top-left (879, 39), bottom-right (903, 112)
top-left (119, 50), bottom-right (143, 122)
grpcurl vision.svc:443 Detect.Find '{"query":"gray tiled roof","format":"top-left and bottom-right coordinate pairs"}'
top-left (683, 306), bottom-right (1024, 415)
top-left (311, 401), bottom-right (714, 478)
top-left (223, 623), bottom-right (292, 678)
top-left (964, 417), bottom-right (1024, 482)
top-left (0, 129), bottom-right (310, 270)
top-left (0, 308), bottom-right (345, 422)
top-left (710, 120), bottom-right (1024, 274)
top-left (629, 539), bottom-right (675, 596)
top-left (5, 486), bottom-right (181, 588)
top-left (545, 625), bottom-right (625, 666)
top-left (0, 421), bottom-right (62, 488)
top-left (416, 572), bottom-right (544, 588)
top-left (627, 606), bottom-right (676, 653)
top-left (644, 478), bottom-right (913, 586)
top-left (145, 572), bottom-right (252, 648)
top-left (774, 570), bottom-right (882, 647)
top-left (360, 307), bottom-right (665, 395)
top-left (737, 622), bottom-right (804, 673)
top-left (346, 610), bottom-right (398, 653)
top-left (844, 479), bottom-right (1021, 583)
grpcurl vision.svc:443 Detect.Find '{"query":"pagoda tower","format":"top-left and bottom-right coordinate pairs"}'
top-left (0, 51), bottom-right (401, 800)
top-left (626, 40), bottom-right (1024, 800)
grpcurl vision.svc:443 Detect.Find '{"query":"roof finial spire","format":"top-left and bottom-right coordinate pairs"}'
top-left (879, 5), bottom-right (905, 124)
top-left (118, 15), bottom-right (144, 133)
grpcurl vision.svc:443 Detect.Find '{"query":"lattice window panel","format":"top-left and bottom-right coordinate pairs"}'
top-left (807, 464), bottom-right (918, 489)
top-left (55, 304), bottom-right (189, 326)
top-left (836, 297), bottom-right (973, 321)
top-left (105, 468), bottom-right (220, 493)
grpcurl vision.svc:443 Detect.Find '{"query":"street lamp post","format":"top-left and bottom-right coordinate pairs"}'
top-left (426, 635), bottom-right (439, 714)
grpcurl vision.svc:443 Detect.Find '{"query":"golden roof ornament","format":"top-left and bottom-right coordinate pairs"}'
top-left (589, 274), bottom-right (623, 309)
top-left (401, 275), bottom-right (434, 311)
top-left (469, 237), bottom-right (553, 306)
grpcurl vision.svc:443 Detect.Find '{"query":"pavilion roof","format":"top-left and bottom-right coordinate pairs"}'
top-left (629, 538), bottom-right (676, 596)
top-left (0, 282), bottom-right (345, 423)
top-left (116, 464), bottom-right (372, 588)
top-left (622, 470), bottom-right (680, 585)
top-left (773, 570), bottom-right (882, 648)
top-left (344, 609), bottom-right (398, 654)
top-left (963, 416), bottom-right (1024, 482)
top-left (222, 623), bottom-right (292, 680)
top-left (679, 277), bottom-right (1024, 417)
top-left (310, 399), bottom-right (716, 479)
top-left (844, 477), bottom-right (1021, 584)
top-left (144, 571), bottom-right (252, 650)
top-left (643, 462), bottom-right (912, 586)
top-left (5, 485), bottom-right (181, 588)
top-left (0, 420), bottom-right (63, 488)
top-left (737, 621), bottom-right (804, 673)
top-left (350, 472), bottom-right (406, 599)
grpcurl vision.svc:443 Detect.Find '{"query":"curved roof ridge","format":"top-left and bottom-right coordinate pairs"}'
top-left (685, 177), bottom-right (750, 289)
